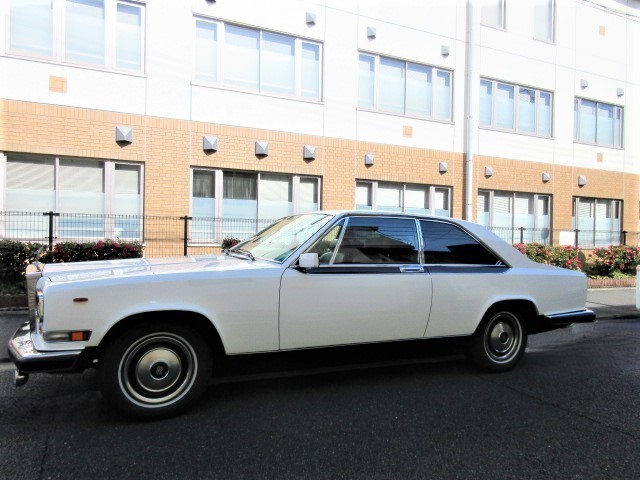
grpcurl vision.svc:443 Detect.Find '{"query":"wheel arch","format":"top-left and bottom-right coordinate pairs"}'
top-left (475, 299), bottom-right (540, 335)
top-left (97, 310), bottom-right (226, 358)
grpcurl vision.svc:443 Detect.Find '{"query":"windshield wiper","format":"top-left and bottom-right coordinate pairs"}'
top-left (224, 248), bottom-right (255, 261)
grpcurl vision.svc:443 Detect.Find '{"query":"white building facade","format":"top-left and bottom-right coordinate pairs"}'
top-left (0, 0), bottom-right (638, 252)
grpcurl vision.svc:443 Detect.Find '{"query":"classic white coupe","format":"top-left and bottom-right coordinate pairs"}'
top-left (9, 211), bottom-right (594, 419)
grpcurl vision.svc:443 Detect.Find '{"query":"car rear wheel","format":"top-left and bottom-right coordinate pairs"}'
top-left (467, 309), bottom-right (527, 372)
top-left (99, 323), bottom-right (212, 419)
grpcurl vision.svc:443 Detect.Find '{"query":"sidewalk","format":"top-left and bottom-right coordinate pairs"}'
top-left (586, 287), bottom-right (640, 320)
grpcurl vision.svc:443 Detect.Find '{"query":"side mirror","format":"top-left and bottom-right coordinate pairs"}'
top-left (298, 252), bottom-right (319, 270)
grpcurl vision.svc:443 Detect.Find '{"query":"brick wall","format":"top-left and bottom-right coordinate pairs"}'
top-left (1, 99), bottom-right (638, 244)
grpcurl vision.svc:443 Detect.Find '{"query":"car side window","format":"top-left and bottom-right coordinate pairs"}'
top-left (333, 217), bottom-right (420, 264)
top-left (419, 220), bottom-right (501, 265)
top-left (306, 221), bottom-right (345, 264)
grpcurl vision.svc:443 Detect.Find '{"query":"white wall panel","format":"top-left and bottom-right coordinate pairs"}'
top-left (0, 0), bottom-right (637, 174)
top-left (0, 57), bottom-right (146, 114)
top-left (356, 111), bottom-right (456, 152)
top-left (191, 85), bottom-right (324, 135)
top-left (322, 6), bottom-right (358, 139)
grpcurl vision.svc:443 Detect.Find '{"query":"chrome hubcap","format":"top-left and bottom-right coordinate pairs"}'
top-left (118, 333), bottom-right (198, 407)
top-left (135, 348), bottom-right (181, 392)
top-left (484, 313), bottom-right (522, 363)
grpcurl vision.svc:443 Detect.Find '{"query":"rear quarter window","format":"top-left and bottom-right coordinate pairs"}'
top-left (419, 220), bottom-right (501, 265)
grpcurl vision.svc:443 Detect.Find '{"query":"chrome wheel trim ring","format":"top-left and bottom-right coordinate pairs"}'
top-left (483, 312), bottom-right (523, 364)
top-left (118, 333), bottom-right (198, 408)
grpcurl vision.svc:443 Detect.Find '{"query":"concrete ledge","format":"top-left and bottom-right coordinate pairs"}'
top-left (0, 294), bottom-right (27, 310)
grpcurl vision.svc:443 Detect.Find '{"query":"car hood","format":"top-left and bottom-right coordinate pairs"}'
top-left (36, 255), bottom-right (277, 283)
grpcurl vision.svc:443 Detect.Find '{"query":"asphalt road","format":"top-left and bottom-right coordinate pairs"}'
top-left (1, 318), bottom-right (640, 480)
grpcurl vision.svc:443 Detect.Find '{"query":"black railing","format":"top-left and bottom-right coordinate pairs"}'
top-left (0, 211), bottom-right (277, 257)
top-left (0, 211), bottom-right (634, 257)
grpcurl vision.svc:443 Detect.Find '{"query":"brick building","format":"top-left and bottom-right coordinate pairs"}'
top-left (0, 0), bottom-right (638, 255)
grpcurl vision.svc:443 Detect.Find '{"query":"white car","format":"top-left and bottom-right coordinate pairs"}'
top-left (9, 211), bottom-right (594, 419)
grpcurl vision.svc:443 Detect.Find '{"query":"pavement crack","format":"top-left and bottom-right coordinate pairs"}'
top-left (476, 374), bottom-right (640, 441)
top-left (36, 376), bottom-right (63, 480)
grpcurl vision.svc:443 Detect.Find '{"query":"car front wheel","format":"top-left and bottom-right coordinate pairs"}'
top-left (99, 323), bottom-right (212, 419)
top-left (467, 309), bottom-right (527, 372)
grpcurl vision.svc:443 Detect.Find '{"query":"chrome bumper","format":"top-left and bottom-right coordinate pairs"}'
top-left (8, 322), bottom-right (83, 385)
top-left (543, 309), bottom-right (596, 326)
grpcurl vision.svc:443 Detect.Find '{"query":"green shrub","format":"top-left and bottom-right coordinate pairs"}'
top-left (549, 245), bottom-right (582, 271)
top-left (514, 243), bottom-right (552, 264)
top-left (514, 242), bottom-right (582, 271)
top-left (221, 237), bottom-right (241, 249)
top-left (0, 240), bottom-right (47, 282)
top-left (0, 239), bottom-right (143, 292)
top-left (589, 245), bottom-right (640, 276)
top-left (48, 240), bottom-right (143, 263)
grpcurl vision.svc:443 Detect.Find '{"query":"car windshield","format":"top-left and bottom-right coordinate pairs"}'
top-left (230, 213), bottom-right (334, 262)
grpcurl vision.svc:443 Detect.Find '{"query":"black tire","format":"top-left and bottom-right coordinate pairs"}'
top-left (467, 308), bottom-right (528, 372)
top-left (99, 322), bottom-right (212, 420)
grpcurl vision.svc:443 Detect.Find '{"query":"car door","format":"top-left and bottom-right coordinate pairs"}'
top-left (419, 219), bottom-right (511, 338)
top-left (279, 216), bottom-right (433, 350)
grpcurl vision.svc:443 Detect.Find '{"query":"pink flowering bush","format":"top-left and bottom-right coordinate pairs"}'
top-left (550, 245), bottom-right (582, 271)
top-left (514, 243), bottom-right (582, 271)
top-left (590, 245), bottom-right (640, 276)
top-left (46, 240), bottom-right (144, 263)
top-left (0, 240), bottom-right (143, 294)
top-left (221, 237), bottom-right (241, 250)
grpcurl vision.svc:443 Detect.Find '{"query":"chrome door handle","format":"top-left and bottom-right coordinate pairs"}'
top-left (400, 266), bottom-right (424, 273)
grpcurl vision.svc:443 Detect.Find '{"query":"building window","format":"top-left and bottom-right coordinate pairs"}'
top-left (480, 79), bottom-right (552, 137)
top-left (358, 53), bottom-right (452, 122)
top-left (190, 169), bottom-right (321, 243)
top-left (355, 181), bottom-right (451, 217)
top-left (2, 153), bottom-right (143, 240)
top-left (194, 18), bottom-right (322, 101)
top-left (8, 0), bottom-right (145, 72)
top-left (573, 197), bottom-right (622, 247)
top-left (534, 0), bottom-right (555, 43)
top-left (574, 98), bottom-right (623, 148)
top-left (481, 0), bottom-right (505, 29)
top-left (477, 190), bottom-right (551, 244)
top-left (9, 0), bottom-right (54, 58)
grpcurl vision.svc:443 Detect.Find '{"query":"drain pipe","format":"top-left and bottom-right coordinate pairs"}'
top-left (464, 0), bottom-right (480, 221)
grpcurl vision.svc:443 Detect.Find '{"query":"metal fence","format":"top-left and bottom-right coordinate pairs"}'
top-left (0, 211), bottom-right (637, 257)
top-left (0, 211), bottom-right (276, 257)
top-left (486, 226), bottom-right (628, 249)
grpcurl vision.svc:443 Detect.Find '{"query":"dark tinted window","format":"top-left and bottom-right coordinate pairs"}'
top-left (334, 217), bottom-right (419, 264)
top-left (420, 220), bottom-right (501, 265)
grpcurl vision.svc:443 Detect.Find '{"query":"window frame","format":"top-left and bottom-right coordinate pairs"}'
top-left (189, 168), bottom-right (322, 245)
top-left (193, 16), bottom-right (323, 102)
top-left (481, 0), bottom-right (506, 30)
top-left (327, 216), bottom-right (421, 266)
top-left (533, 0), bottom-right (555, 44)
top-left (479, 78), bottom-right (553, 138)
top-left (477, 189), bottom-right (552, 244)
top-left (573, 97), bottom-right (624, 149)
top-left (355, 180), bottom-right (451, 217)
top-left (6, 0), bottom-right (146, 74)
top-left (572, 196), bottom-right (622, 247)
top-left (357, 52), bottom-right (453, 123)
top-left (419, 219), bottom-right (504, 266)
top-left (1, 152), bottom-right (144, 240)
